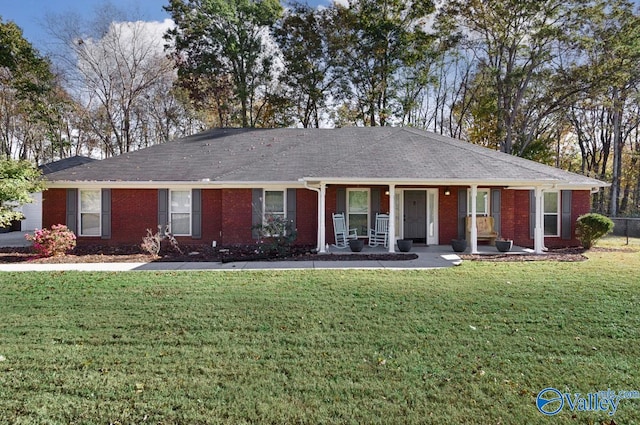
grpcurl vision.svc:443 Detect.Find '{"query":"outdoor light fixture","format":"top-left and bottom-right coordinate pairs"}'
top-left (444, 187), bottom-right (451, 196)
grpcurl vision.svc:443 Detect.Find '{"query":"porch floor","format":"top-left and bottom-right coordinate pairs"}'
top-left (326, 243), bottom-right (533, 256)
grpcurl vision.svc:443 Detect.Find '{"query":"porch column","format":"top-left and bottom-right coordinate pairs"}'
top-left (470, 184), bottom-right (479, 254)
top-left (388, 184), bottom-right (396, 253)
top-left (534, 186), bottom-right (544, 254)
top-left (318, 183), bottom-right (327, 253)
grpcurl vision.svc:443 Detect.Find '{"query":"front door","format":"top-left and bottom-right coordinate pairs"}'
top-left (404, 190), bottom-right (427, 243)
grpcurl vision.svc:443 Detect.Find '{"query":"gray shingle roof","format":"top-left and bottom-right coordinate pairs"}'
top-left (44, 127), bottom-right (607, 187)
top-left (39, 155), bottom-right (96, 175)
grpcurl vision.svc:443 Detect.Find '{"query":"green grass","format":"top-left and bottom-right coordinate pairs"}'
top-left (1, 243), bottom-right (639, 424)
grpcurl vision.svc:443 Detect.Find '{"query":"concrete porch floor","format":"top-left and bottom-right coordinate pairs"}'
top-left (326, 243), bottom-right (534, 256)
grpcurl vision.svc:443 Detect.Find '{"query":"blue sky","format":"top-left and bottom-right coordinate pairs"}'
top-left (1, 0), bottom-right (329, 52)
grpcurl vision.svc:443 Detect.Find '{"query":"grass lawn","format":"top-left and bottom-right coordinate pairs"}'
top-left (1, 239), bottom-right (639, 424)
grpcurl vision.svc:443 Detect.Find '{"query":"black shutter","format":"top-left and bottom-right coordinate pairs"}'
top-left (529, 190), bottom-right (536, 239)
top-left (252, 188), bottom-right (262, 239)
top-left (457, 189), bottom-right (467, 239)
top-left (66, 189), bottom-right (77, 234)
top-left (101, 189), bottom-right (111, 239)
top-left (491, 189), bottom-right (501, 236)
top-left (561, 190), bottom-right (572, 240)
top-left (287, 188), bottom-right (297, 231)
top-left (192, 189), bottom-right (202, 239)
top-left (336, 188), bottom-right (346, 214)
top-left (158, 189), bottom-right (169, 235)
top-left (369, 187), bottom-right (382, 227)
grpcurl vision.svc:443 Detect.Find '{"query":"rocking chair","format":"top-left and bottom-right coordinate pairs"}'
top-left (332, 212), bottom-right (358, 248)
top-left (368, 213), bottom-right (390, 247)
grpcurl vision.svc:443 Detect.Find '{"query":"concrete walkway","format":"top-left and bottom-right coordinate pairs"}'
top-left (0, 231), bottom-right (532, 272)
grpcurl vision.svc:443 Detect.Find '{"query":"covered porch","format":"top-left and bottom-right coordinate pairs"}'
top-left (302, 179), bottom-right (555, 256)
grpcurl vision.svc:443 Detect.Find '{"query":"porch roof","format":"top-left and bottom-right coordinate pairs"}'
top-left (45, 127), bottom-right (607, 189)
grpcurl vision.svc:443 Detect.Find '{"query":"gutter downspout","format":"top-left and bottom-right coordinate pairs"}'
top-left (303, 180), bottom-right (326, 253)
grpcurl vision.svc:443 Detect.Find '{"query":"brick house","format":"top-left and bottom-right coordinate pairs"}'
top-left (42, 127), bottom-right (607, 254)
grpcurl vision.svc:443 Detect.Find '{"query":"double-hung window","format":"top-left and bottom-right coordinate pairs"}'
top-left (468, 189), bottom-right (490, 216)
top-left (347, 188), bottom-right (369, 237)
top-left (264, 190), bottom-right (286, 221)
top-left (543, 191), bottom-right (560, 236)
top-left (170, 190), bottom-right (191, 236)
top-left (79, 189), bottom-right (101, 236)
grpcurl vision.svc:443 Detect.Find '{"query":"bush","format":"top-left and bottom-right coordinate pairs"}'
top-left (140, 226), bottom-right (183, 257)
top-left (26, 224), bottom-right (76, 257)
top-left (252, 215), bottom-right (297, 258)
top-left (576, 213), bottom-right (614, 249)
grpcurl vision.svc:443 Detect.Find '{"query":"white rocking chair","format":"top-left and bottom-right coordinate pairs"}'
top-left (368, 213), bottom-right (390, 247)
top-left (332, 212), bottom-right (358, 248)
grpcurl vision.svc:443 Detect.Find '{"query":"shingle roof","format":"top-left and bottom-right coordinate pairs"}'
top-left (39, 155), bottom-right (96, 175)
top-left (45, 127), bottom-right (607, 187)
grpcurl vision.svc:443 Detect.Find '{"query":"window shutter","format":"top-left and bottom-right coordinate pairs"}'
top-left (370, 188), bottom-right (381, 216)
top-left (336, 188), bottom-right (346, 214)
top-left (491, 189), bottom-right (501, 236)
top-left (529, 191), bottom-right (536, 239)
top-left (158, 189), bottom-right (169, 235)
top-left (287, 188), bottom-right (297, 231)
top-left (192, 189), bottom-right (202, 239)
top-left (101, 189), bottom-right (111, 239)
top-left (561, 190), bottom-right (572, 240)
top-left (252, 188), bottom-right (262, 239)
top-left (66, 189), bottom-right (78, 234)
top-left (457, 189), bottom-right (467, 239)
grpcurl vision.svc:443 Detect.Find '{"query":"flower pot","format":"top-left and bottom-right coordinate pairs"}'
top-left (349, 239), bottom-right (364, 252)
top-left (496, 240), bottom-right (513, 252)
top-left (451, 239), bottom-right (467, 253)
top-left (397, 239), bottom-right (413, 252)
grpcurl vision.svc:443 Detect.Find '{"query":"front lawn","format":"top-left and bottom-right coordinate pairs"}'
top-left (1, 245), bottom-right (639, 424)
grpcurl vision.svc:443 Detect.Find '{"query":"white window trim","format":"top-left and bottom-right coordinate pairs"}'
top-left (467, 188), bottom-right (490, 217)
top-left (78, 188), bottom-right (101, 237)
top-left (170, 189), bottom-right (192, 236)
top-left (543, 190), bottom-right (560, 237)
top-left (347, 188), bottom-right (370, 238)
top-left (263, 189), bottom-right (287, 223)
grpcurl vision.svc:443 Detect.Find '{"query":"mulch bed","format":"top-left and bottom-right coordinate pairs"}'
top-left (459, 246), bottom-right (636, 262)
top-left (0, 244), bottom-right (418, 264)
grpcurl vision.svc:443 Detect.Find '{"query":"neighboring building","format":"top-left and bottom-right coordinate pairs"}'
top-left (42, 128), bottom-right (608, 254)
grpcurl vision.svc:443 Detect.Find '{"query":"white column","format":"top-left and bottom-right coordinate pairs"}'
top-left (534, 186), bottom-right (544, 254)
top-left (318, 183), bottom-right (327, 253)
top-left (470, 185), bottom-right (478, 254)
top-left (388, 184), bottom-right (396, 253)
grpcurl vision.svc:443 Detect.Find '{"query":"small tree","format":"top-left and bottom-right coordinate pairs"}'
top-left (252, 215), bottom-right (297, 258)
top-left (0, 159), bottom-right (45, 227)
top-left (576, 213), bottom-right (614, 249)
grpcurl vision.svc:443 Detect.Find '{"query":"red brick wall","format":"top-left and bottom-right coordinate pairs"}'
top-left (110, 189), bottom-right (157, 245)
top-left (295, 189), bottom-right (317, 246)
top-left (42, 188), bottom-right (66, 229)
top-left (201, 189), bottom-right (222, 245)
top-left (438, 186), bottom-right (460, 243)
top-left (221, 189), bottom-right (252, 245)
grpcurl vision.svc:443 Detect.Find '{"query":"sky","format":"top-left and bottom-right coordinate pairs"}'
top-left (0, 0), bottom-right (330, 52)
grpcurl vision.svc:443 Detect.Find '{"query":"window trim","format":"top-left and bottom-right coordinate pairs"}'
top-left (467, 188), bottom-right (490, 217)
top-left (78, 188), bottom-right (101, 237)
top-left (543, 190), bottom-right (560, 237)
top-left (347, 188), bottom-right (370, 238)
top-left (263, 189), bottom-right (287, 223)
top-left (169, 189), bottom-right (192, 236)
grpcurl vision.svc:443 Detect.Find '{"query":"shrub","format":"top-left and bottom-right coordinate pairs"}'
top-left (141, 225), bottom-right (183, 257)
top-left (576, 213), bottom-right (614, 249)
top-left (26, 224), bottom-right (76, 257)
top-left (252, 215), bottom-right (297, 258)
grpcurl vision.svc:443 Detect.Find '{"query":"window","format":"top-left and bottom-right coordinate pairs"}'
top-left (79, 189), bottom-right (101, 236)
top-left (468, 189), bottom-right (490, 216)
top-left (543, 191), bottom-right (560, 236)
top-left (264, 190), bottom-right (286, 221)
top-left (170, 190), bottom-right (191, 235)
top-left (347, 189), bottom-right (369, 237)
